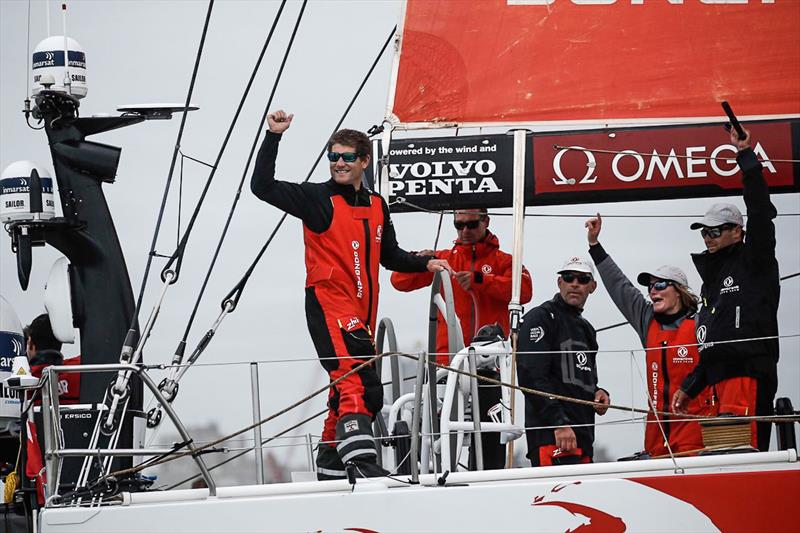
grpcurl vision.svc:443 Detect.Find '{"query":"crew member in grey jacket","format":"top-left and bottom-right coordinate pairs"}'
top-left (586, 215), bottom-right (711, 457)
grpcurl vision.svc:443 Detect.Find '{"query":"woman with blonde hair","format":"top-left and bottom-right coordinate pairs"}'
top-left (586, 214), bottom-right (711, 457)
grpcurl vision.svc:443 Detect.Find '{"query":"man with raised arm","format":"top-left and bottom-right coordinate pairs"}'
top-left (250, 110), bottom-right (451, 480)
top-left (672, 128), bottom-right (779, 451)
top-left (516, 257), bottom-right (610, 466)
top-left (390, 207), bottom-right (532, 469)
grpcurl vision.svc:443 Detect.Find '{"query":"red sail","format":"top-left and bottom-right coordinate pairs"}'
top-left (390, 0), bottom-right (800, 127)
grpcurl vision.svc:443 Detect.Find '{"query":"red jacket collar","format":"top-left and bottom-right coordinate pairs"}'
top-left (453, 231), bottom-right (500, 252)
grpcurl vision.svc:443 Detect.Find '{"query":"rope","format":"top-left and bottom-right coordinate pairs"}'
top-left (133, 0), bottom-right (214, 316)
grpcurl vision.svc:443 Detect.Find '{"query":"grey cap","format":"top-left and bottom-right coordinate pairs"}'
top-left (637, 265), bottom-right (689, 287)
top-left (690, 202), bottom-right (744, 230)
top-left (558, 256), bottom-right (595, 277)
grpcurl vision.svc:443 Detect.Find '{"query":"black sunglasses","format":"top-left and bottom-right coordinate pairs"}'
top-left (561, 272), bottom-right (592, 284)
top-left (327, 151), bottom-right (360, 163)
top-left (700, 224), bottom-right (735, 239)
top-left (454, 219), bottom-right (483, 230)
top-left (648, 280), bottom-right (674, 292)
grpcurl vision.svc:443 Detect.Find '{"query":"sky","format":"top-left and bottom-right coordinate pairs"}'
top-left (1, 0), bottom-right (798, 484)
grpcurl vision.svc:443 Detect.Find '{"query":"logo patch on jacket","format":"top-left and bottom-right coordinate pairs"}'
top-left (696, 325), bottom-right (707, 343)
top-left (673, 345), bottom-right (693, 364)
top-left (352, 240), bottom-right (360, 250)
top-left (481, 264), bottom-right (492, 274)
top-left (375, 224), bottom-right (382, 243)
top-left (575, 351), bottom-right (591, 371)
top-left (343, 420), bottom-right (359, 433)
top-left (529, 326), bottom-right (545, 343)
top-left (339, 316), bottom-right (364, 332)
top-left (720, 276), bottom-right (740, 295)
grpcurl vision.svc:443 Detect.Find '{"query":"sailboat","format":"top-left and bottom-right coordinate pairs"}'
top-left (1, 1), bottom-right (798, 531)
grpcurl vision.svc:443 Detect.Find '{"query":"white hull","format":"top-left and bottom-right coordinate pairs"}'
top-left (40, 451), bottom-right (799, 533)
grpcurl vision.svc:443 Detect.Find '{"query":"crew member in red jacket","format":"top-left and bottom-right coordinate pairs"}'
top-left (391, 208), bottom-right (531, 470)
top-left (251, 110), bottom-right (451, 480)
top-left (24, 313), bottom-right (80, 404)
top-left (390, 208), bottom-right (533, 361)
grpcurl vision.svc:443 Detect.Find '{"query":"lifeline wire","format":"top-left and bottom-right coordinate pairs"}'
top-left (390, 200), bottom-right (800, 219)
top-left (107, 352), bottom-right (397, 478)
top-left (133, 0), bottom-right (214, 318)
top-left (221, 24), bottom-right (398, 310)
top-left (164, 408), bottom-right (328, 490)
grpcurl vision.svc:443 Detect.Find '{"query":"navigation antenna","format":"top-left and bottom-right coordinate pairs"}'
top-left (61, 3), bottom-right (71, 95)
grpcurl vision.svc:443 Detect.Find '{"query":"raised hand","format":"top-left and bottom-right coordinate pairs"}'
top-left (730, 127), bottom-right (751, 152)
top-left (267, 109), bottom-right (294, 134)
top-left (585, 212), bottom-right (602, 245)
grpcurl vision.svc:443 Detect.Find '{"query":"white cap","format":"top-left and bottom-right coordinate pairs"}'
top-left (558, 256), bottom-right (595, 277)
top-left (637, 265), bottom-right (689, 287)
top-left (690, 203), bottom-right (743, 229)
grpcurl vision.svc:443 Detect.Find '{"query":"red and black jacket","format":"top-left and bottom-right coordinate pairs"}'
top-left (29, 350), bottom-right (81, 404)
top-left (391, 231), bottom-right (533, 359)
top-left (251, 131), bottom-right (431, 328)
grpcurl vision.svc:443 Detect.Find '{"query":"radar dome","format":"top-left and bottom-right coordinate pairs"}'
top-left (0, 161), bottom-right (56, 223)
top-left (32, 35), bottom-right (87, 99)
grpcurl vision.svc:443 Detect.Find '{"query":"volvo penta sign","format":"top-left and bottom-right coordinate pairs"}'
top-left (376, 134), bottom-right (530, 212)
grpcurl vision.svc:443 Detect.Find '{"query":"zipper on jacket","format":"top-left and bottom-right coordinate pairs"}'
top-left (735, 305), bottom-right (740, 328)
top-left (362, 219), bottom-right (374, 327)
top-left (660, 341), bottom-right (671, 441)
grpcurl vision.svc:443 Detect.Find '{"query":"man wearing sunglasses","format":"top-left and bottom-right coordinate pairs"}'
top-left (517, 257), bottom-right (610, 467)
top-left (391, 208), bottom-right (532, 469)
top-left (672, 128), bottom-right (779, 452)
top-left (251, 110), bottom-right (451, 480)
top-left (390, 209), bottom-right (532, 361)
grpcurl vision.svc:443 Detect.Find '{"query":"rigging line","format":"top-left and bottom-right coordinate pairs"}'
top-left (178, 153), bottom-right (184, 248)
top-left (552, 144), bottom-right (800, 164)
top-left (178, 0), bottom-right (298, 346)
top-left (222, 24), bottom-right (398, 310)
top-left (160, 0), bottom-right (289, 286)
top-left (400, 352), bottom-right (689, 420)
top-left (25, 0), bottom-right (31, 98)
top-left (178, 150), bottom-right (216, 169)
top-left (433, 211), bottom-right (444, 249)
top-left (108, 352), bottom-right (396, 478)
top-left (631, 350), bottom-right (679, 469)
top-left (389, 202), bottom-right (800, 219)
top-left (164, 408), bottom-right (327, 490)
top-left (133, 0), bottom-right (214, 318)
top-left (138, 329), bottom-right (800, 368)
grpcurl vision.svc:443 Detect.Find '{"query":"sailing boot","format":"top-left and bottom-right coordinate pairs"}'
top-left (316, 442), bottom-right (346, 481)
top-left (335, 413), bottom-right (389, 478)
